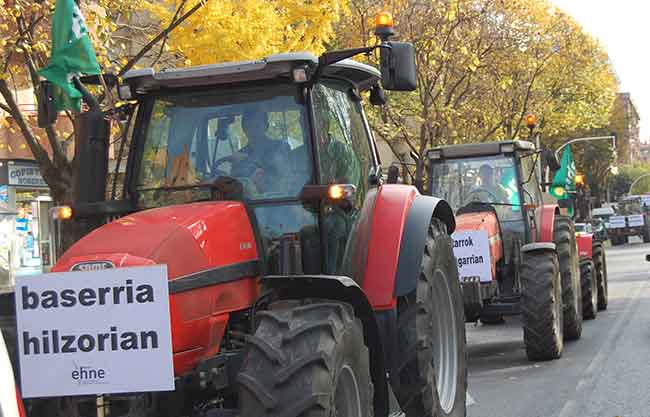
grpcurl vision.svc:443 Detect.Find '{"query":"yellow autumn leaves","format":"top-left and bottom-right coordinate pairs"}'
top-left (0, 0), bottom-right (619, 152)
top-left (150, 0), bottom-right (346, 65)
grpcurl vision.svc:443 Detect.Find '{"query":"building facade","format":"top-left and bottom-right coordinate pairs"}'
top-left (610, 93), bottom-right (641, 165)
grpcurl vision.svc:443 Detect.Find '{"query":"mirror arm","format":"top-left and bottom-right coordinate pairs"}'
top-left (310, 43), bottom-right (391, 87)
top-left (72, 77), bottom-right (101, 112)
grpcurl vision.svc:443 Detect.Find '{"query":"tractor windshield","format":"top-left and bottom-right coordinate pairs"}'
top-left (136, 84), bottom-right (311, 207)
top-left (429, 154), bottom-right (522, 221)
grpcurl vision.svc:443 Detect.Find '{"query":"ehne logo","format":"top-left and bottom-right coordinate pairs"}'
top-left (71, 362), bottom-right (108, 385)
top-left (71, 261), bottom-right (115, 272)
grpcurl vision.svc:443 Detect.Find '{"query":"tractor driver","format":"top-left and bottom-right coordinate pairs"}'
top-left (470, 164), bottom-right (510, 204)
top-left (230, 110), bottom-right (290, 194)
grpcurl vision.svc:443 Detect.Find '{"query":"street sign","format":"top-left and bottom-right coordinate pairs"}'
top-left (8, 163), bottom-right (48, 188)
top-left (451, 230), bottom-right (492, 282)
top-left (15, 265), bottom-right (174, 398)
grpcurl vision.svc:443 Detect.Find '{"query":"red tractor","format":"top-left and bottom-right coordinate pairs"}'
top-left (575, 223), bottom-right (608, 317)
top-left (5, 17), bottom-right (467, 417)
top-left (425, 140), bottom-right (583, 361)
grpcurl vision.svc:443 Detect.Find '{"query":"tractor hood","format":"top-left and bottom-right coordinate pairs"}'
top-left (54, 201), bottom-right (259, 279)
top-left (455, 210), bottom-right (503, 277)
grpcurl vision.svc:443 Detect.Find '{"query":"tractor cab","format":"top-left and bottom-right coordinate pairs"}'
top-left (427, 140), bottom-right (543, 253)
top-left (113, 55), bottom-right (386, 276)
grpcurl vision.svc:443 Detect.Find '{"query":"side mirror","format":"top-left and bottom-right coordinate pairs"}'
top-left (646, 254), bottom-right (650, 262)
top-left (379, 42), bottom-right (417, 91)
top-left (37, 81), bottom-right (57, 128)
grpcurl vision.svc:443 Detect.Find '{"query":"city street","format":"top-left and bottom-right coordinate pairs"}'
top-left (466, 239), bottom-right (650, 417)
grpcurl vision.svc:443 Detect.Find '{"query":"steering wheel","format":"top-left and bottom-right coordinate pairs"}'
top-left (211, 155), bottom-right (265, 196)
top-left (212, 155), bottom-right (264, 177)
top-left (465, 188), bottom-right (500, 204)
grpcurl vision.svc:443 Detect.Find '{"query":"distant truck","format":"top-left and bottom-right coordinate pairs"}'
top-left (605, 196), bottom-right (650, 245)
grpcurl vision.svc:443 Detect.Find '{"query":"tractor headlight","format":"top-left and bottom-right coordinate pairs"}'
top-left (51, 205), bottom-right (73, 221)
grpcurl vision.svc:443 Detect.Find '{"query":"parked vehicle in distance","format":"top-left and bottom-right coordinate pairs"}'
top-left (592, 207), bottom-right (615, 227)
top-left (589, 218), bottom-right (608, 242)
top-left (607, 196), bottom-right (650, 245)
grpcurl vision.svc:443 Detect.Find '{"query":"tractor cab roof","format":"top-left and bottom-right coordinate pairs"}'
top-left (426, 140), bottom-right (535, 161)
top-left (122, 52), bottom-right (381, 95)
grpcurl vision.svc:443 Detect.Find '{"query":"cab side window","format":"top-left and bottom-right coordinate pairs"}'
top-left (312, 81), bottom-right (374, 207)
top-left (520, 153), bottom-right (542, 207)
top-left (312, 81), bottom-right (375, 274)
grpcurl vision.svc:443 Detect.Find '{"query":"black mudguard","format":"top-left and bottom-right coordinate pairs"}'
top-left (393, 195), bottom-right (455, 297)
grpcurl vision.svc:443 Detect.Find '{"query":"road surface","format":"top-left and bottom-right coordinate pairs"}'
top-left (466, 239), bottom-right (650, 417)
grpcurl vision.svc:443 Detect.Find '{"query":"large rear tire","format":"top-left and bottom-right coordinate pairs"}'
top-left (593, 242), bottom-right (608, 310)
top-left (580, 258), bottom-right (598, 320)
top-left (396, 218), bottom-right (467, 417)
top-left (237, 300), bottom-right (373, 417)
top-left (554, 215), bottom-right (583, 341)
top-left (520, 249), bottom-right (563, 361)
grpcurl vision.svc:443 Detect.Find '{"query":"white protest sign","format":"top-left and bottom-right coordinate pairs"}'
top-left (608, 216), bottom-right (626, 229)
top-left (15, 265), bottom-right (174, 398)
top-left (627, 214), bottom-right (644, 228)
top-left (451, 230), bottom-right (492, 282)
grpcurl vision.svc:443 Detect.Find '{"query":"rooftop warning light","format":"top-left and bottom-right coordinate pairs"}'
top-left (375, 11), bottom-right (394, 28)
top-left (526, 114), bottom-right (537, 129)
top-left (375, 11), bottom-right (395, 40)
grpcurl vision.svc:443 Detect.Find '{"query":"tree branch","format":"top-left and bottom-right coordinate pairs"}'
top-left (118, 0), bottom-right (207, 76)
top-left (0, 80), bottom-right (57, 178)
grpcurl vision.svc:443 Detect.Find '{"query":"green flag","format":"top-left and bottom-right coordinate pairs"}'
top-left (549, 146), bottom-right (576, 200)
top-left (38, 0), bottom-right (101, 112)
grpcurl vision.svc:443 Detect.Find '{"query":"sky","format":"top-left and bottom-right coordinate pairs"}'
top-left (550, 0), bottom-right (648, 140)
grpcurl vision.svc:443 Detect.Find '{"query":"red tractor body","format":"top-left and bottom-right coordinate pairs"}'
top-left (455, 211), bottom-right (502, 278)
top-left (427, 140), bottom-right (584, 360)
top-left (3, 38), bottom-right (468, 417)
top-left (53, 202), bottom-right (260, 375)
top-left (574, 222), bottom-right (608, 318)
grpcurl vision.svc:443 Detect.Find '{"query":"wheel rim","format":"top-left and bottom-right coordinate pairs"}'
top-left (431, 269), bottom-right (459, 414)
top-left (334, 365), bottom-right (362, 417)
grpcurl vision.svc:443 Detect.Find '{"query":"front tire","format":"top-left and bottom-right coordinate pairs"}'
top-left (554, 215), bottom-right (582, 340)
top-left (396, 218), bottom-right (467, 417)
top-left (593, 242), bottom-right (608, 310)
top-left (520, 249), bottom-right (563, 361)
top-left (238, 300), bottom-right (373, 417)
top-left (580, 258), bottom-right (598, 320)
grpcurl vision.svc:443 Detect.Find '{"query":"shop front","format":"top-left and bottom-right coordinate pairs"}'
top-left (0, 159), bottom-right (54, 292)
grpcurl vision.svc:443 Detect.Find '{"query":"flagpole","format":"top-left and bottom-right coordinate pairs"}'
top-left (554, 136), bottom-right (616, 158)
